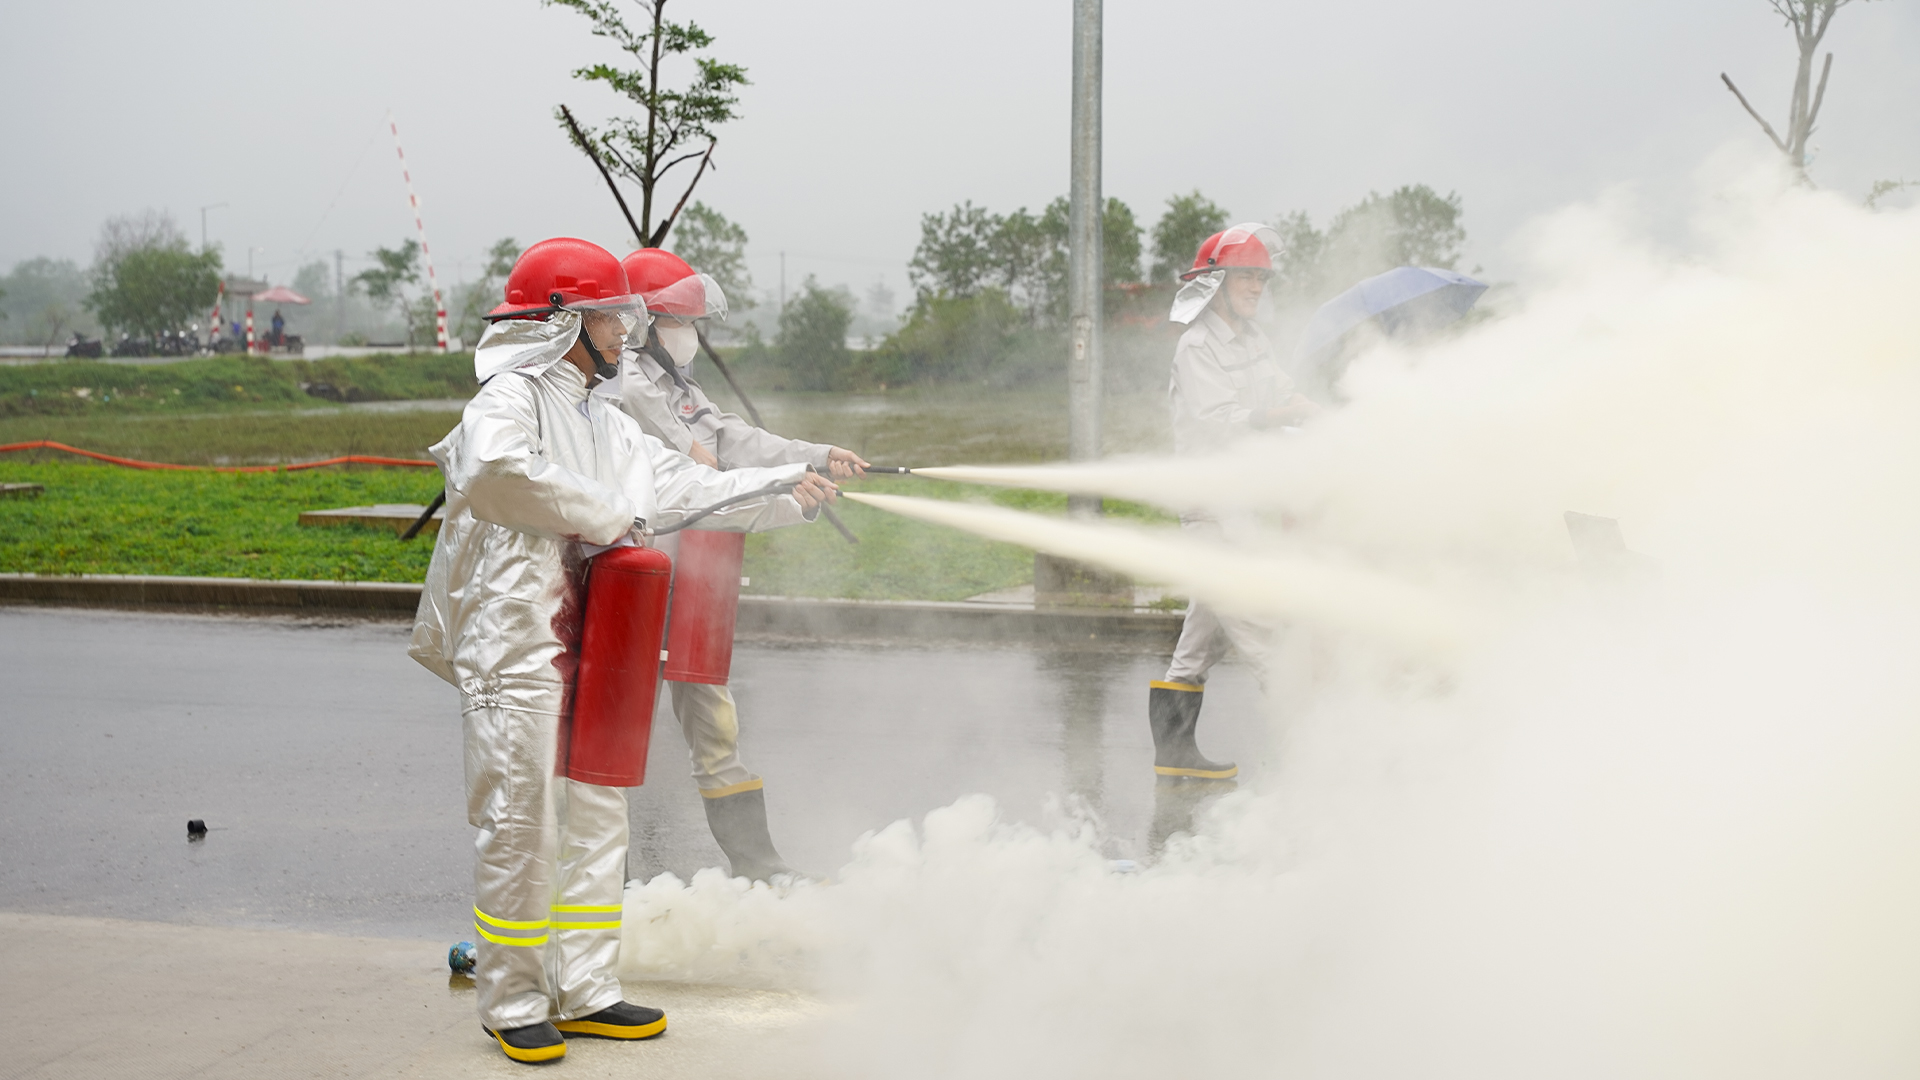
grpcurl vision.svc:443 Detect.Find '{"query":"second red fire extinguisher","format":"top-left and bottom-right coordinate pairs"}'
top-left (663, 530), bottom-right (745, 685)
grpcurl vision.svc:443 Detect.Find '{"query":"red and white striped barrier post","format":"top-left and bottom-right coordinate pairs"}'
top-left (389, 112), bottom-right (448, 352)
top-left (245, 300), bottom-right (255, 352)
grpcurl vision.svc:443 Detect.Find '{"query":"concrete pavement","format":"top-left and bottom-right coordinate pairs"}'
top-left (1, 912), bottom-right (825, 1080)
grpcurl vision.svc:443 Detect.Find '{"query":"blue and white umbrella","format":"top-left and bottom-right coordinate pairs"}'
top-left (1294, 266), bottom-right (1488, 366)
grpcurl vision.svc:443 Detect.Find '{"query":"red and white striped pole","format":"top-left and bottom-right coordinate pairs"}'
top-left (245, 299), bottom-right (255, 352)
top-left (388, 112), bottom-right (448, 352)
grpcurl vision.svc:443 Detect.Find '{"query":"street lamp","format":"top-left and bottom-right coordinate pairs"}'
top-left (199, 203), bottom-right (228, 251)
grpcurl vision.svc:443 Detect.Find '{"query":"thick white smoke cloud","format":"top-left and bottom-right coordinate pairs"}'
top-left (620, 169), bottom-right (1920, 1078)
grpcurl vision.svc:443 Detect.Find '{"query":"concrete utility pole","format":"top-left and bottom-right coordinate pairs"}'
top-left (1066, 0), bottom-right (1103, 518)
top-left (1035, 0), bottom-right (1130, 609)
top-left (334, 250), bottom-right (345, 346)
top-left (199, 203), bottom-right (227, 251)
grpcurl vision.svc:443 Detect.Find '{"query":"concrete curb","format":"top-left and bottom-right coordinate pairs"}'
top-left (0, 573), bottom-right (1183, 646)
top-left (0, 573), bottom-right (422, 614)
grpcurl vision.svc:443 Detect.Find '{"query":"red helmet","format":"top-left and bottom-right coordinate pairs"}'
top-left (621, 247), bottom-right (728, 320)
top-left (491, 238), bottom-right (638, 320)
top-left (1181, 224), bottom-right (1280, 281)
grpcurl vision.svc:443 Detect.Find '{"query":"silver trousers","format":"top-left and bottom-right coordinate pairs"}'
top-left (464, 701), bottom-right (628, 1030)
top-left (669, 680), bottom-right (758, 794)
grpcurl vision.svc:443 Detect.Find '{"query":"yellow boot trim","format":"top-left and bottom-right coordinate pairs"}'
top-left (554, 1015), bottom-right (668, 1040)
top-left (1154, 763), bottom-right (1239, 780)
top-left (1150, 680), bottom-right (1204, 693)
top-left (487, 1028), bottom-right (568, 1063)
top-left (700, 777), bottom-right (764, 799)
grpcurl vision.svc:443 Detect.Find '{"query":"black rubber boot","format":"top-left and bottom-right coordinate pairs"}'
top-left (482, 1021), bottom-right (567, 1064)
top-left (1148, 682), bottom-right (1237, 779)
top-left (555, 1000), bottom-right (667, 1040)
top-left (1149, 773), bottom-right (1238, 856)
top-left (703, 784), bottom-right (808, 883)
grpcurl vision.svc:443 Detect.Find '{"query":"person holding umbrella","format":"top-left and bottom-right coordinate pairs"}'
top-left (1150, 224), bottom-right (1317, 783)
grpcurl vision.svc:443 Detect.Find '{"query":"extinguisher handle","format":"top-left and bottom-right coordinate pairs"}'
top-left (643, 480), bottom-right (799, 536)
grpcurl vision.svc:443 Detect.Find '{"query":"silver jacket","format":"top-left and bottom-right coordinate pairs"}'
top-left (595, 351), bottom-right (831, 470)
top-left (409, 314), bottom-right (809, 713)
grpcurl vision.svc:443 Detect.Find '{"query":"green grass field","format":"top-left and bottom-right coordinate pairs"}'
top-left (0, 462), bottom-right (1167, 599)
top-left (0, 355), bottom-right (1176, 599)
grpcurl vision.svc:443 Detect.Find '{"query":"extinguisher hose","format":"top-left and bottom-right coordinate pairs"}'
top-left (646, 480), bottom-right (800, 536)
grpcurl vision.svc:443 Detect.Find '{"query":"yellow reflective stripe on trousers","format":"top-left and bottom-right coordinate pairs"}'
top-left (553, 903), bottom-right (622, 930)
top-left (474, 923), bottom-right (550, 947)
top-left (474, 906), bottom-right (550, 931)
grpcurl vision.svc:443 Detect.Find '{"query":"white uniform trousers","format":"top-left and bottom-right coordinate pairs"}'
top-left (1164, 518), bottom-right (1274, 688)
top-left (668, 680), bottom-right (758, 793)
top-left (464, 700), bottom-right (628, 1031)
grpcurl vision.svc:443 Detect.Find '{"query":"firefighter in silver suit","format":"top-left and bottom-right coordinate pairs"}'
top-left (408, 237), bottom-right (837, 1064)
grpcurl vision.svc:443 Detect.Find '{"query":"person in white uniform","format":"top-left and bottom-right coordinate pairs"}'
top-left (1152, 224), bottom-right (1318, 780)
top-left (409, 237), bottom-right (838, 1064)
top-left (594, 246), bottom-right (868, 881)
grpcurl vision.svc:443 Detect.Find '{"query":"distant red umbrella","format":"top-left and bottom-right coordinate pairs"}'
top-left (254, 285), bottom-right (310, 305)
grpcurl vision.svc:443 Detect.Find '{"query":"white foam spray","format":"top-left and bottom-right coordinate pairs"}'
top-left (621, 167), bottom-right (1920, 1078)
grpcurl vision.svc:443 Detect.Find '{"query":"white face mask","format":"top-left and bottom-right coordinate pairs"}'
top-left (658, 323), bottom-right (699, 368)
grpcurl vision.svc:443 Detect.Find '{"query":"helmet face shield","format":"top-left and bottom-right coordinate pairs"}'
top-left (562, 292), bottom-right (646, 316)
top-left (644, 272), bottom-right (727, 322)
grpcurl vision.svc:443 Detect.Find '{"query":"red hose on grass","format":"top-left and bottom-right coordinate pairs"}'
top-left (0, 440), bottom-right (437, 473)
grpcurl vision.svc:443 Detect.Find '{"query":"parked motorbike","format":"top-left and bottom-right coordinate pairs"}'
top-left (64, 333), bottom-right (103, 359)
top-left (151, 328), bottom-right (200, 356)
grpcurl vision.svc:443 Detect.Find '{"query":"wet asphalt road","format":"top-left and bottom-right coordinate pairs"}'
top-left (0, 607), bottom-right (1262, 941)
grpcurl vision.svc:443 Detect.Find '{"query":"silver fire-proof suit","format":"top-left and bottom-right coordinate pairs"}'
top-left (409, 312), bottom-right (812, 1031)
top-left (594, 346), bottom-right (832, 795)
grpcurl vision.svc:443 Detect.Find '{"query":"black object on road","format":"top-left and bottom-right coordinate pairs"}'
top-left (187, 819), bottom-right (207, 841)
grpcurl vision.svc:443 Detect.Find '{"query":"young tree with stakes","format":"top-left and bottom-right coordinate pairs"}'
top-left (354, 241), bottom-right (432, 347)
top-left (1720, 0), bottom-right (1883, 185)
top-left (546, 0), bottom-right (746, 249)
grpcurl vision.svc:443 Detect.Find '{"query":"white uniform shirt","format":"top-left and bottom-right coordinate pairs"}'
top-left (596, 353), bottom-right (832, 471)
top-left (1168, 309), bottom-right (1295, 457)
top-left (409, 353), bottom-right (808, 712)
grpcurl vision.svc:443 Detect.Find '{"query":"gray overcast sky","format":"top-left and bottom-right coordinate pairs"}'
top-left (3, 0), bottom-right (1915, 305)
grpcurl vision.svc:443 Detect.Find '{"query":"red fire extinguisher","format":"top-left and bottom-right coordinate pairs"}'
top-left (664, 530), bottom-right (745, 685)
top-left (565, 545), bottom-right (673, 786)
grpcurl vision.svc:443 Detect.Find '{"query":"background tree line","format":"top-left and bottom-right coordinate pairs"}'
top-left (717, 183), bottom-right (1467, 393)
